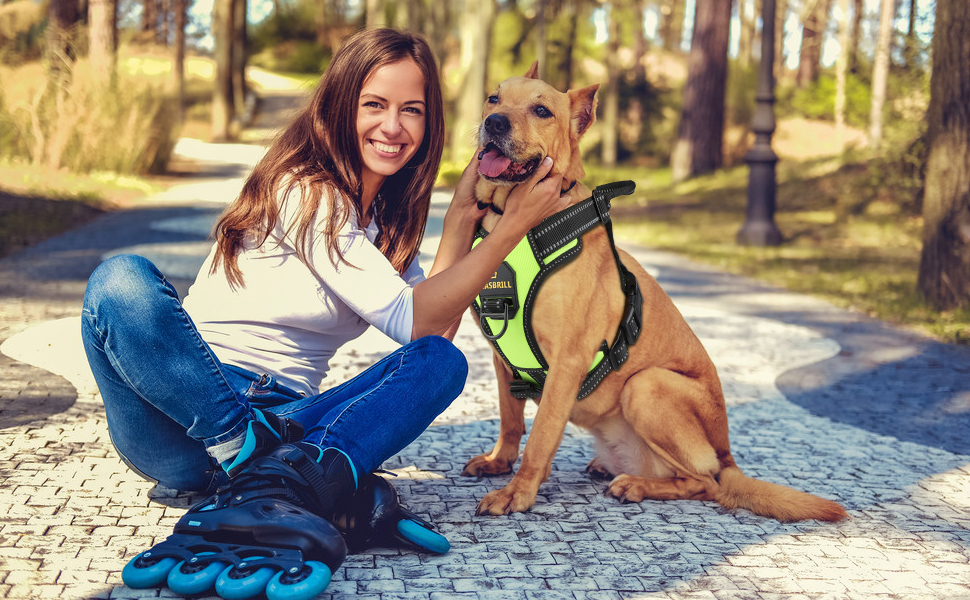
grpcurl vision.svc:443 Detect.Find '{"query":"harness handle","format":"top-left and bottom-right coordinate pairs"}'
top-left (593, 180), bottom-right (636, 201)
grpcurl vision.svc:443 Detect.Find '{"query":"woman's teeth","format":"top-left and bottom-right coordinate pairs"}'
top-left (373, 141), bottom-right (402, 154)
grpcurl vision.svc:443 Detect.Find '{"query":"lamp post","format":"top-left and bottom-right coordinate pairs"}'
top-left (737, 0), bottom-right (783, 246)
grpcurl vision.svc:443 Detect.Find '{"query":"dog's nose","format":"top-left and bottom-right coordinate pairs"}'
top-left (484, 114), bottom-right (511, 136)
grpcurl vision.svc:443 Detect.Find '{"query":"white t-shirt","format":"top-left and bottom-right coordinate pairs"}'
top-left (182, 181), bottom-right (425, 396)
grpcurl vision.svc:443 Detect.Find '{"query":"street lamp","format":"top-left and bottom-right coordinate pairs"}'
top-left (737, 0), bottom-right (783, 246)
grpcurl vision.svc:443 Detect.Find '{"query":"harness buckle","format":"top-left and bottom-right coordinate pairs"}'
top-left (592, 189), bottom-right (612, 226)
top-left (620, 276), bottom-right (643, 346)
top-left (510, 379), bottom-right (541, 399)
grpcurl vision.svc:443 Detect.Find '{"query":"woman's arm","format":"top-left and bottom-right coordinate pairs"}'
top-left (412, 156), bottom-right (566, 340)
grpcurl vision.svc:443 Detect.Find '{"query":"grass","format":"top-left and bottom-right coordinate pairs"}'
top-left (588, 154), bottom-right (970, 345)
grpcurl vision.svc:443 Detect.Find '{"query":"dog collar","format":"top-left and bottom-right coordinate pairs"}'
top-left (476, 180), bottom-right (580, 217)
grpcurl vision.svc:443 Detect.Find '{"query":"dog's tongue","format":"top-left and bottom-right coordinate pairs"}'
top-left (479, 149), bottom-right (512, 178)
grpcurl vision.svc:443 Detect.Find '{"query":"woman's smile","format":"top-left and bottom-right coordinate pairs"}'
top-left (370, 140), bottom-right (405, 156)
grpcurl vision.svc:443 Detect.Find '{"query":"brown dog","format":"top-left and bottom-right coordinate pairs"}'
top-left (461, 64), bottom-right (848, 522)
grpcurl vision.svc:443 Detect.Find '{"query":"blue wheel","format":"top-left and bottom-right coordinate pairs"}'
top-left (265, 561), bottom-right (332, 600)
top-left (166, 553), bottom-right (226, 596)
top-left (121, 552), bottom-right (177, 589)
top-left (215, 560), bottom-right (276, 600)
top-left (397, 519), bottom-right (450, 554)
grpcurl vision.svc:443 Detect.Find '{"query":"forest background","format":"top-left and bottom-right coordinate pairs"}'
top-left (0, 0), bottom-right (968, 344)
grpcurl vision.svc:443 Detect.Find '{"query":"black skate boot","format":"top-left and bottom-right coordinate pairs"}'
top-left (332, 472), bottom-right (450, 554)
top-left (122, 417), bottom-right (358, 600)
top-left (220, 409), bottom-right (304, 476)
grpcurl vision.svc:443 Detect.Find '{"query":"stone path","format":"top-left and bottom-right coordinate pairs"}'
top-left (0, 83), bottom-right (968, 600)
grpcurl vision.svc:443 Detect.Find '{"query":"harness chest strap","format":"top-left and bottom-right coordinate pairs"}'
top-left (473, 181), bottom-right (642, 400)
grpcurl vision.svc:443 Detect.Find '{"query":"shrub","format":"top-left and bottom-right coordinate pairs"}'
top-left (250, 40), bottom-right (331, 74)
top-left (785, 72), bottom-right (872, 128)
top-left (0, 63), bottom-right (180, 174)
top-left (0, 0), bottom-right (46, 64)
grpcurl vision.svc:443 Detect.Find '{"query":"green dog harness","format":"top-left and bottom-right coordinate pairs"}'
top-left (472, 181), bottom-right (643, 400)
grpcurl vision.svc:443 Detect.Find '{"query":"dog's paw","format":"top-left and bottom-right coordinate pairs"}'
top-left (475, 486), bottom-right (536, 515)
top-left (606, 474), bottom-right (648, 503)
top-left (585, 458), bottom-right (614, 480)
top-left (461, 454), bottom-right (515, 477)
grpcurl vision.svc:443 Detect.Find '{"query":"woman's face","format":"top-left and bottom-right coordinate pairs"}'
top-left (357, 58), bottom-right (427, 191)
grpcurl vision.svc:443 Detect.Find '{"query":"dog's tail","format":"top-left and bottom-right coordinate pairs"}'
top-left (714, 466), bottom-right (848, 522)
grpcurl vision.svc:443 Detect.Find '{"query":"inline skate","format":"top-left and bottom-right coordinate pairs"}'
top-left (122, 411), bottom-right (356, 600)
top-left (332, 471), bottom-right (450, 555)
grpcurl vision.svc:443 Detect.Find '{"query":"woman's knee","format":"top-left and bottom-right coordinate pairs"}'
top-left (84, 254), bottom-right (171, 315)
top-left (412, 335), bottom-right (468, 399)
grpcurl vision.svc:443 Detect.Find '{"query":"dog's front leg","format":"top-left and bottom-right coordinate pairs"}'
top-left (476, 359), bottom-right (585, 515)
top-left (462, 353), bottom-right (526, 476)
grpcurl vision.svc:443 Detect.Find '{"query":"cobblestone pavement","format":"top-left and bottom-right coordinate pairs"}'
top-left (2, 92), bottom-right (969, 600)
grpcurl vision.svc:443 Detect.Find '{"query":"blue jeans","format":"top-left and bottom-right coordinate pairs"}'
top-left (81, 254), bottom-right (467, 494)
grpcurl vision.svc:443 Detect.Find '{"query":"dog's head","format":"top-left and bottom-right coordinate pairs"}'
top-left (476, 63), bottom-right (598, 208)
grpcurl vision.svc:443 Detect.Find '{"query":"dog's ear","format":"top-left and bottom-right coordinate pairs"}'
top-left (568, 84), bottom-right (599, 137)
top-left (523, 61), bottom-right (539, 79)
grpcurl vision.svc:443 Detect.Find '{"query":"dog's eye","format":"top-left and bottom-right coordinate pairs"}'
top-left (534, 105), bottom-right (553, 118)
top-left (487, 95), bottom-right (499, 104)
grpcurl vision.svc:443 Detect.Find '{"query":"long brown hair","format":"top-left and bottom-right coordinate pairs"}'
top-left (211, 28), bottom-right (445, 288)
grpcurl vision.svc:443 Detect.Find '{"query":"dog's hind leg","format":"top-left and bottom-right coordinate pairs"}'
top-left (606, 367), bottom-right (728, 503)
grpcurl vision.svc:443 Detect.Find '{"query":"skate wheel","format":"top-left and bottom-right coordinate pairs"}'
top-left (397, 518), bottom-right (450, 554)
top-left (121, 552), bottom-right (177, 589)
top-left (167, 553), bottom-right (226, 596)
top-left (215, 561), bottom-right (275, 600)
top-left (265, 560), bottom-right (332, 600)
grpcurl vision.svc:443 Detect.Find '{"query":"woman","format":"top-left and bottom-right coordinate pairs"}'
top-left (82, 27), bottom-right (566, 597)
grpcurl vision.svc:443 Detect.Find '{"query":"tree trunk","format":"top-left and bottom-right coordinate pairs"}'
top-left (450, 0), bottom-right (496, 162)
top-left (46, 0), bottom-right (79, 92)
top-left (773, 0), bottom-right (787, 79)
top-left (365, 0), bottom-right (386, 28)
top-left (632, 0), bottom-right (648, 84)
top-left (904, 0), bottom-right (918, 68)
top-left (535, 0), bottom-right (547, 81)
top-left (142, 0), bottom-right (157, 37)
top-left (88, 0), bottom-right (117, 88)
top-left (174, 0), bottom-right (187, 123)
top-left (834, 0), bottom-right (851, 136)
top-left (231, 0), bottom-right (248, 121)
top-left (918, 0), bottom-right (970, 311)
top-left (425, 0), bottom-right (451, 83)
top-left (158, 0), bottom-right (170, 45)
top-left (849, 0), bottom-right (863, 73)
top-left (658, 0), bottom-right (686, 52)
top-left (797, 0), bottom-right (831, 88)
top-left (670, 0), bottom-right (733, 181)
top-left (559, 0), bottom-right (580, 90)
top-left (212, 0), bottom-right (234, 141)
top-left (869, 0), bottom-right (895, 148)
top-left (738, 0), bottom-right (755, 69)
top-left (601, 6), bottom-right (621, 168)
